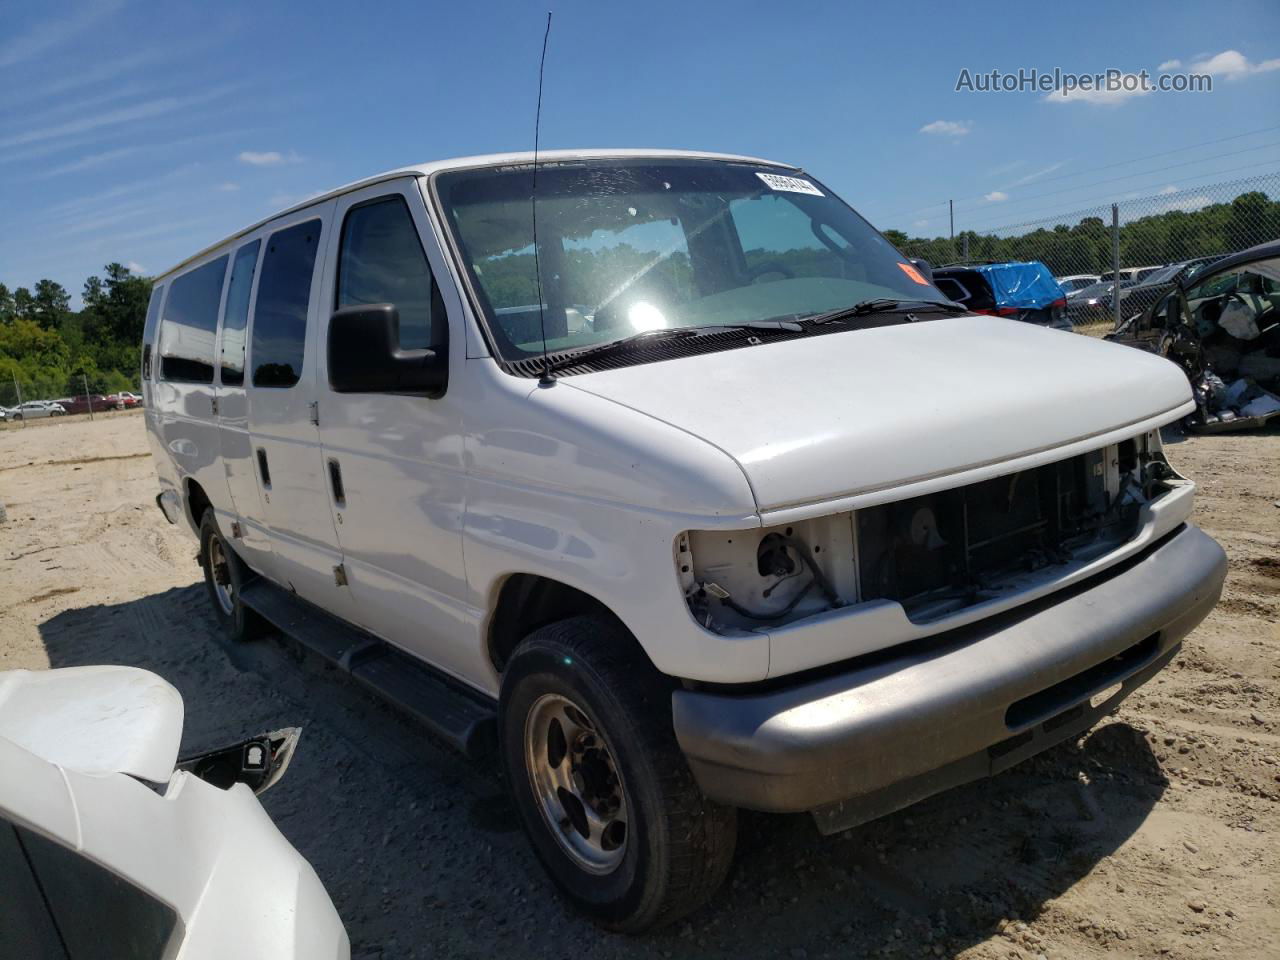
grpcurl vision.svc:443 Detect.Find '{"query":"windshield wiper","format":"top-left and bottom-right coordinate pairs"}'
top-left (799, 298), bottom-right (964, 326)
top-left (543, 321), bottom-right (802, 373)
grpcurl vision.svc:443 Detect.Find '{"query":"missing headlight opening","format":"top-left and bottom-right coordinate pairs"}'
top-left (682, 432), bottom-right (1180, 634)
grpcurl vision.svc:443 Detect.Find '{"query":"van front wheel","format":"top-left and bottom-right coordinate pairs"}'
top-left (499, 616), bottom-right (736, 932)
top-left (198, 509), bottom-right (262, 642)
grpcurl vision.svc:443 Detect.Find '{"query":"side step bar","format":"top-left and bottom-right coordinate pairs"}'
top-left (238, 578), bottom-right (496, 759)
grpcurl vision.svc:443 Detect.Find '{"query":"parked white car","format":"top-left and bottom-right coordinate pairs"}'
top-left (143, 149), bottom-right (1227, 931)
top-left (10, 401), bottom-right (66, 420)
top-left (0, 665), bottom-right (348, 958)
top-left (1056, 272), bottom-right (1101, 295)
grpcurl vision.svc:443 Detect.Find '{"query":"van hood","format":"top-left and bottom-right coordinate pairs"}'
top-left (562, 315), bottom-right (1193, 513)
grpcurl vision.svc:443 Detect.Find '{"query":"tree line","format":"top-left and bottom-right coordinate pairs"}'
top-left (0, 263), bottom-right (152, 403)
top-left (884, 190), bottom-right (1280, 276)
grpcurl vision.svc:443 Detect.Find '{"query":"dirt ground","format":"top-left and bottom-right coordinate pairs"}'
top-left (1, 412), bottom-right (1276, 960)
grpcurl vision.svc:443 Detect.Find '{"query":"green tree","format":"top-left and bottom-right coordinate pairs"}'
top-left (12, 286), bottom-right (34, 320)
top-left (31, 278), bottom-right (71, 330)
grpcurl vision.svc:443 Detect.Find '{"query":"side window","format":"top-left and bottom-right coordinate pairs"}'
top-left (252, 219), bottom-right (322, 388)
top-left (219, 240), bottom-right (260, 385)
top-left (337, 196), bottom-right (442, 350)
top-left (140, 283), bottom-right (165, 380)
top-left (159, 257), bottom-right (228, 383)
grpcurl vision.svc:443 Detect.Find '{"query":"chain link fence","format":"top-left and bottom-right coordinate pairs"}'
top-left (893, 174), bottom-right (1280, 337)
top-left (1, 372), bottom-right (138, 421)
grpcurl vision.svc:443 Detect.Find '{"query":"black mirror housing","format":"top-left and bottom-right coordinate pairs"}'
top-left (328, 304), bottom-right (448, 397)
top-left (910, 258), bottom-right (934, 282)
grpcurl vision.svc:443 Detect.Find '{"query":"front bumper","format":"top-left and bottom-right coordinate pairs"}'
top-left (672, 523), bottom-right (1226, 833)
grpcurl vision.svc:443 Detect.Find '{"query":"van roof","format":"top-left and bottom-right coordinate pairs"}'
top-left (156, 148), bottom-right (798, 281)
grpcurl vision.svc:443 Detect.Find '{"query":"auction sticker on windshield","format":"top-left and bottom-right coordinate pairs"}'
top-left (756, 172), bottom-right (824, 196)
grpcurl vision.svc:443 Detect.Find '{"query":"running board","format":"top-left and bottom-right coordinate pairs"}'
top-left (238, 579), bottom-right (496, 759)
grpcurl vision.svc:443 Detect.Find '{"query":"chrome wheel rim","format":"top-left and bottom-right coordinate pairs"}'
top-left (524, 692), bottom-right (628, 875)
top-left (207, 536), bottom-right (235, 615)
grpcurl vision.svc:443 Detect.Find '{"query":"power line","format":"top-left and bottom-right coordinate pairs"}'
top-left (871, 124), bottom-right (1280, 222)
top-left (955, 162), bottom-right (1280, 233)
top-left (948, 140), bottom-right (1280, 218)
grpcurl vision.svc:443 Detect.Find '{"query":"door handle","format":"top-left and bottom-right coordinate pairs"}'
top-left (328, 458), bottom-right (345, 507)
top-left (256, 448), bottom-right (271, 488)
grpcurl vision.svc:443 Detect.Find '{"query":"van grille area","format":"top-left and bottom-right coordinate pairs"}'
top-left (855, 444), bottom-right (1164, 622)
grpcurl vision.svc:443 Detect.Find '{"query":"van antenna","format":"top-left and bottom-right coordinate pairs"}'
top-left (532, 11), bottom-right (554, 386)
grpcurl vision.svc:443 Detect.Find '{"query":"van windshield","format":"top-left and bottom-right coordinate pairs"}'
top-left (434, 159), bottom-right (948, 366)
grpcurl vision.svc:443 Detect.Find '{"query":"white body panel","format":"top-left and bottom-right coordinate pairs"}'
top-left (144, 150), bottom-right (1199, 691)
top-left (0, 667), bottom-right (348, 959)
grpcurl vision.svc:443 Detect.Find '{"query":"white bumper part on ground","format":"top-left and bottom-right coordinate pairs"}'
top-left (0, 665), bottom-right (349, 959)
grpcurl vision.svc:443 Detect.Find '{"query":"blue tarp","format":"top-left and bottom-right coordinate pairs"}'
top-left (969, 261), bottom-right (1065, 310)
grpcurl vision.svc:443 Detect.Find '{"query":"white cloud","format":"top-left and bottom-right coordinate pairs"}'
top-left (238, 149), bottom-right (301, 166)
top-left (0, 0), bottom-right (125, 70)
top-left (984, 191), bottom-right (1008, 203)
top-left (1011, 161), bottom-right (1066, 186)
top-left (919, 120), bottom-right (971, 137)
top-left (1155, 194), bottom-right (1212, 214)
top-left (1188, 49), bottom-right (1280, 78)
top-left (29, 147), bottom-right (139, 179)
top-left (125, 261), bottom-right (147, 274)
top-left (1158, 185), bottom-right (1178, 195)
top-left (1045, 75), bottom-right (1152, 106)
top-left (912, 219), bottom-right (931, 229)
top-left (268, 189), bottom-right (327, 209)
top-left (1158, 59), bottom-right (1182, 71)
top-left (216, 182), bottom-right (240, 192)
top-left (0, 85), bottom-right (238, 149)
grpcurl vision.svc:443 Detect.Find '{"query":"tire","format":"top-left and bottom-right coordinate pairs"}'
top-left (12, 414), bottom-right (20, 421)
top-left (500, 615), bottom-right (737, 932)
top-left (198, 509), bottom-right (263, 642)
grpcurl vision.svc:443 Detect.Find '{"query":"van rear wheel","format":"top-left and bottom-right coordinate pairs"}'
top-left (499, 616), bottom-right (736, 932)
top-left (198, 509), bottom-right (263, 642)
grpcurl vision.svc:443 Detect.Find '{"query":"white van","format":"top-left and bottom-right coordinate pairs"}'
top-left (144, 150), bottom-right (1226, 931)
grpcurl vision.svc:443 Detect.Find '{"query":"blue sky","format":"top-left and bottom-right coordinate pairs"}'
top-left (2, 0), bottom-right (1278, 306)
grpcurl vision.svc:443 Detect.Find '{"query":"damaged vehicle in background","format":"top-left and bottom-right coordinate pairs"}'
top-left (1110, 240), bottom-right (1280, 432)
top-left (0, 665), bottom-right (349, 958)
top-left (929, 259), bottom-right (1069, 328)
top-left (1114, 255), bottom-right (1227, 327)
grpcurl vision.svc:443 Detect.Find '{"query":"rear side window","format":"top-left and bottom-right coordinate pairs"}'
top-left (140, 283), bottom-right (165, 380)
top-left (159, 257), bottom-right (228, 383)
top-left (219, 240), bottom-right (260, 385)
top-left (337, 197), bottom-right (441, 349)
top-left (253, 219), bottom-right (322, 388)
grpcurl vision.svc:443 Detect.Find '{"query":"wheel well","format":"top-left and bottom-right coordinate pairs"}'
top-left (184, 478), bottom-right (211, 531)
top-left (487, 575), bottom-right (617, 673)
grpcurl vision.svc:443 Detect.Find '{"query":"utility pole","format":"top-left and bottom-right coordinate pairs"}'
top-left (12, 371), bottom-right (24, 428)
top-left (82, 372), bottom-right (94, 421)
top-left (1111, 204), bottom-right (1122, 329)
top-left (949, 199), bottom-right (955, 259)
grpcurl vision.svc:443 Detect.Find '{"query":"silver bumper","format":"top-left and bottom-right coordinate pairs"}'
top-left (672, 523), bottom-right (1226, 832)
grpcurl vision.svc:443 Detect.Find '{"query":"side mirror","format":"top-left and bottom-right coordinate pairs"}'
top-left (328, 304), bottom-right (448, 397)
top-left (910, 258), bottom-right (934, 282)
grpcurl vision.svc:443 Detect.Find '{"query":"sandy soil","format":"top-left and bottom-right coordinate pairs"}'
top-left (1, 412), bottom-right (1276, 959)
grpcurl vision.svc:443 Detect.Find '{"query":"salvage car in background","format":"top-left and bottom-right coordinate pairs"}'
top-left (1109, 240), bottom-right (1280, 431)
top-left (930, 260), bottom-right (1069, 328)
top-left (1055, 273), bottom-right (1100, 294)
top-left (0, 665), bottom-right (349, 958)
top-left (1066, 278), bottom-right (1138, 329)
top-left (54, 394), bottom-right (110, 416)
top-left (9, 401), bottom-right (65, 420)
top-left (1115, 255), bottom-right (1228, 326)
